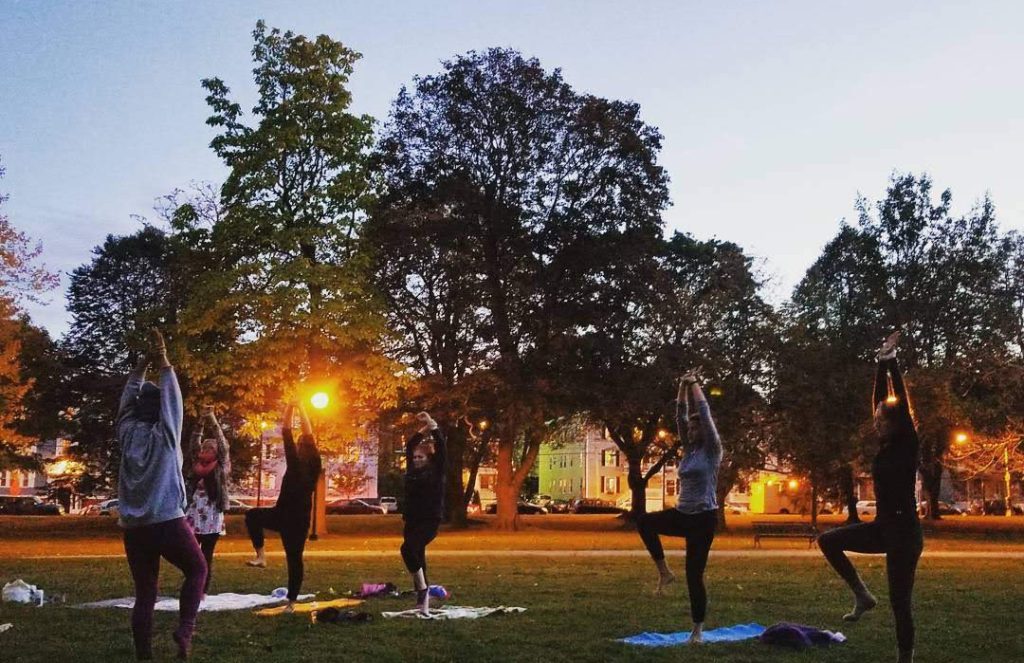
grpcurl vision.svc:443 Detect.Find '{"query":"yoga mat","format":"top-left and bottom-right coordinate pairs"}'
top-left (618, 623), bottom-right (766, 647)
top-left (255, 597), bottom-right (363, 617)
top-left (382, 606), bottom-right (526, 620)
top-left (76, 592), bottom-right (314, 612)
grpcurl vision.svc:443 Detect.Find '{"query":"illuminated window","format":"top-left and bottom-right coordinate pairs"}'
top-left (666, 479), bottom-right (677, 497)
top-left (0, 472), bottom-right (8, 488)
top-left (21, 472), bottom-right (35, 488)
top-left (602, 476), bottom-right (619, 494)
top-left (601, 450), bottom-right (619, 467)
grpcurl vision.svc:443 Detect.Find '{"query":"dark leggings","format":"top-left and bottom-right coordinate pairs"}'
top-left (637, 508), bottom-right (717, 623)
top-left (195, 533), bottom-right (220, 594)
top-left (401, 518), bottom-right (440, 580)
top-left (123, 517), bottom-right (207, 656)
top-left (245, 507), bottom-right (309, 601)
top-left (818, 516), bottom-right (923, 652)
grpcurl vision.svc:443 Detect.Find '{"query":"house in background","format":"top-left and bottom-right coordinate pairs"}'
top-left (537, 426), bottom-right (676, 511)
top-left (237, 427), bottom-right (379, 506)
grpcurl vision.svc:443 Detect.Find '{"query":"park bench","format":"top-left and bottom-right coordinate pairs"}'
top-left (752, 521), bottom-right (819, 548)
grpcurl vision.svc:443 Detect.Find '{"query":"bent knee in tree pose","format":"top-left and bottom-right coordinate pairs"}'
top-left (185, 405), bottom-right (231, 596)
top-left (401, 411), bottom-right (446, 615)
top-left (636, 369), bottom-right (723, 644)
top-left (117, 328), bottom-right (206, 660)
top-left (818, 331), bottom-right (922, 663)
top-left (245, 401), bottom-right (321, 612)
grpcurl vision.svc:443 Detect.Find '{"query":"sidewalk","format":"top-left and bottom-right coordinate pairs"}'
top-left (25, 548), bottom-right (1024, 560)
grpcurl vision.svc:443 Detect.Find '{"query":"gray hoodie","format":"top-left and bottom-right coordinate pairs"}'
top-left (116, 366), bottom-right (186, 528)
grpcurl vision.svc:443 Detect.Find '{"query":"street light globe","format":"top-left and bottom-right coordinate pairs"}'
top-left (955, 432), bottom-right (968, 444)
top-left (311, 392), bottom-right (330, 410)
top-left (788, 479), bottom-right (799, 490)
top-left (478, 419), bottom-right (489, 431)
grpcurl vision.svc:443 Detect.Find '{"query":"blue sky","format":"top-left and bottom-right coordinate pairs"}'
top-left (2, 1), bottom-right (1023, 335)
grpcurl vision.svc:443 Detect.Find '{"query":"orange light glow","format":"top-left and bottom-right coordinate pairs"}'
top-left (311, 392), bottom-right (329, 410)
top-left (955, 432), bottom-right (969, 444)
top-left (478, 420), bottom-right (489, 431)
top-left (886, 395), bottom-right (899, 405)
top-left (657, 429), bottom-right (669, 440)
top-left (788, 479), bottom-right (799, 490)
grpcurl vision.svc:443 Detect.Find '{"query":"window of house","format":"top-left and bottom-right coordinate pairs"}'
top-left (0, 471), bottom-right (8, 488)
top-left (666, 479), bottom-right (677, 497)
top-left (21, 472), bottom-right (35, 488)
top-left (262, 474), bottom-right (276, 490)
top-left (601, 450), bottom-right (619, 467)
top-left (480, 474), bottom-right (496, 490)
top-left (602, 476), bottom-right (619, 494)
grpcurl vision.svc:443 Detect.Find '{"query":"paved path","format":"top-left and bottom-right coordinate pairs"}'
top-left (24, 549), bottom-right (1024, 560)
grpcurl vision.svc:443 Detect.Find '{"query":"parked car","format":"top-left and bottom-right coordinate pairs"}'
top-left (226, 498), bottom-right (251, 514)
top-left (0, 495), bottom-right (63, 515)
top-left (326, 498), bottom-right (386, 515)
top-left (378, 496), bottom-right (398, 513)
top-left (547, 499), bottom-right (572, 514)
top-left (981, 499), bottom-right (1024, 516)
top-left (93, 498), bottom-right (119, 517)
top-left (529, 494), bottom-right (553, 509)
top-left (725, 501), bottom-right (749, 515)
top-left (858, 500), bottom-right (877, 516)
top-left (571, 498), bottom-right (626, 514)
top-left (483, 501), bottom-right (548, 515)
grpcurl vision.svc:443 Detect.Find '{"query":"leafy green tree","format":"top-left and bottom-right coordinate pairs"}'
top-left (0, 158), bottom-right (59, 470)
top-left (373, 48), bottom-right (670, 529)
top-left (776, 224), bottom-right (889, 523)
top-left (177, 22), bottom-right (398, 448)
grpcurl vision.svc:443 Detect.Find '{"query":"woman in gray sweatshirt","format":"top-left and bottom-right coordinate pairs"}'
top-left (636, 370), bottom-right (723, 644)
top-left (117, 328), bottom-right (206, 660)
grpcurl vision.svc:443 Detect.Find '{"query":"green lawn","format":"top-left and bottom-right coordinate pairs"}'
top-left (4, 513), bottom-right (1024, 558)
top-left (1, 553), bottom-right (1021, 661)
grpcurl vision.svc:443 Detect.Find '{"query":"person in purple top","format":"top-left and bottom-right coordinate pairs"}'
top-left (636, 369), bottom-right (723, 644)
top-left (117, 328), bottom-right (207, 660)
top-left (818, 331), bottom-right (923, 663)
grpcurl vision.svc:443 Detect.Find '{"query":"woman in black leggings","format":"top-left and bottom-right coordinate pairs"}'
top-left (401, 412), bottom-right (446, 615)
top-left (636, 370), bottom-right (723, 644)
top-left (818, 331), bottom-right (923, 663)
top-left (245, 403), bottom-right (322, 612)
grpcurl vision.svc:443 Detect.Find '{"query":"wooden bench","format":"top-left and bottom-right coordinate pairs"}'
top-left (752, 521), bottom-right (819, 548)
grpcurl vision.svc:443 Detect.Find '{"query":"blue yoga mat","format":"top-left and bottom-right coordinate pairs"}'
top-left (618, 623), bottom-right (766, 647)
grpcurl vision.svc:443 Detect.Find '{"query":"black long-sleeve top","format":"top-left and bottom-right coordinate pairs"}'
top-left (871, 358), bottom-right (920, 518)
top-left (275, 427), bottom-right (322, 519)
top-left (403, 429), bottom-right (447, 522)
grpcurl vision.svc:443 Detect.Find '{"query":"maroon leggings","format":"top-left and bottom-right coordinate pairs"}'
top-left (123, 517), bottom-right (207, 657)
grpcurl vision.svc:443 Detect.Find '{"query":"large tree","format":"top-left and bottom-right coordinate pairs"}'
top-left (775, 224), bottom-right (890, 523)
top-left (566, 232), bottom-right (777, 527)
top-left (0, 159), bottom-right (59, 470)
top-left (373, 48), bottom-right (670, 529)
top-left (176, 22), bottom-right (399, 448)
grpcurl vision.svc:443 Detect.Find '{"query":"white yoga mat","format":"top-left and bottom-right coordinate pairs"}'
top-left (76, 591), bottom-right (314, 611)
top-left (381, 605), bottom-right (526, 620)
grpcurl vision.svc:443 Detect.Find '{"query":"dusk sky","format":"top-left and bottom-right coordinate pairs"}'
top-left (3, 0), bottom-right (1022, 335)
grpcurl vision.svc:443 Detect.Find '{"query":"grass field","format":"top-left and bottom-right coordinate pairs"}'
top-left (1, 554), bottom-right (1021, 662)
top-left (2, 514), bottom-right (1023, 661)
top-left (4, 512), bottom-right (1024, 557)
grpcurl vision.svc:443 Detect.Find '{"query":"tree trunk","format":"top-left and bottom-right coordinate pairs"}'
top-left (715, 465), bottom-right (737, 531)
top-left (445, 427), bottom-right (468, 527)
top-left (920, 437), bottom-right (944, 521)
top-left (841, 465), bottom-right (861, 524)
top-left (810, 481), bottom-right (818, 528)
top-left (626, 459), bottom-right (647, 525)
top-left (493, 432), bottom-right (541, 531)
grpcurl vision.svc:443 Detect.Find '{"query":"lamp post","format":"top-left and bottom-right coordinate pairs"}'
top-left (1004, 445), bottom-right (1013, 518)
top-left (256, 420), bottom-right (268, 508)
top-left (309, 392), bottom-right (329, 541)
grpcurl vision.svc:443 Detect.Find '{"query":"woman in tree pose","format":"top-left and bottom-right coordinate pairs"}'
top-left (401, 412), bottom-right (447, 615)
top-left (244, 402), bottom-right (322, 612)
top-left (185, 405), bottom-right (231, 596)
top-left (636, 370), bottom-right (723, 644)
top-left (117, 328), bottom-right (206, 660)
top-left (817, 331), bottom-right (923, 663)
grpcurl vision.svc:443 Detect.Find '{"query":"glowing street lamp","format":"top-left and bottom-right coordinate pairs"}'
top-left (788, 479), bottom-right (799, 490)
top-left (657, 428), bottom-right (669, 440)
top-left (311, 392), bottom-right (330, 410)
top-left (478, 419), bottom-right (489, 431)
top-left (955, 432), bottom-right (969, 445)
